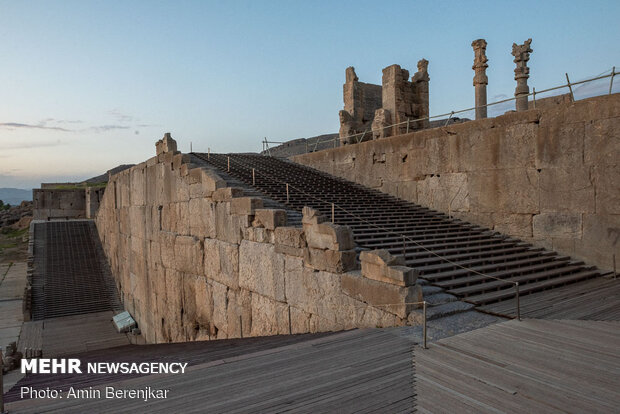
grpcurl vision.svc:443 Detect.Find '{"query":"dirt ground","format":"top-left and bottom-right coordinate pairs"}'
top-left (0, 227), bottom-right (29, 265)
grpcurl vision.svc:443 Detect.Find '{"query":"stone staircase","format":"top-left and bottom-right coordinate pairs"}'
top-left (191, 152), bottom-right (606, 321)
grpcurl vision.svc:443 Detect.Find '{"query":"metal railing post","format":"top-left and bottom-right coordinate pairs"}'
top-left (515, 282), bottom-right (521, 321)
top-left (610, 66), bottom-right (616, 95)
top-left (566, 73), bottom-right (575, 101)
top-left (444, 111), bottom-right (454, 127)
top-left (331, 203), bottom-right (335, 223)
top-left (252, 168), bottom-right (255, 185)
top-left (532, 87), bottom-right (536, 108)
top-left (227, 156), bottom-right (230, 172)
top-left (286, 183), bottom-right (289, 204)
top-left (406, 118), bottom-right (410, 134)
top-left (422, 301), bottom-right (428, 349)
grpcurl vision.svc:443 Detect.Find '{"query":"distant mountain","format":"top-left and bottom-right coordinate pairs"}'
top-left (0, 188), bottom-right (32, 206)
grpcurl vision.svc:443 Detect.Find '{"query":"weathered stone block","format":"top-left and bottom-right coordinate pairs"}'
top-left (239, 240), bottom-right (286, 301)
top-left (304, 222), bottom-right (354, 251)
top-left (245, 227), bottom-right (274, 244)
top-left (593, 164), bottom-right (620, 215)
top-left (213, 187), bottom-right (244, 202)
top-left (359, 250), bottom-right (416, 286)
top-left (204, 238), bottom-right (239, 289)
top-left (254, 209), bottom-right (287, 230)
top-left (174, 235), bottom-right (203, 274)
top-left (250, 294), bottom-right (289, 336)
top-left (341, 272), bottom-right (422, 318)
top-left (230, 197), bottom-right (263, 215)
top-left (533, 213), bottom-right (582, 239)
top-left (302, 207), bottom-right (327, 225)
top-left (539, 166), bottom-right (595, 213)
top-left (304, 247), bottom-right (357, 273)
top-left (189, 198), bottom-right (216, 238)
top-left (274, 227), bottom-right (306, 248)
top-left (584, 117), bottom-right (620, 166)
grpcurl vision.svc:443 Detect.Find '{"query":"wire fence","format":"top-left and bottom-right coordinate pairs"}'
top-left (261, 67), bottom-right (618, 155)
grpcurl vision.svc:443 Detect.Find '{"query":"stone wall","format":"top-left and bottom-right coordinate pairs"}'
top-left (293, 93), bottom-right (620, 272)
top-left (33, 188), bottom-right (86, 220)
top-left (95, 135), bottom-right (422, 344)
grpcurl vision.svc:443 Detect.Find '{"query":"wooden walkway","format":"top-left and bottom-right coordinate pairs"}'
top-left (479, 276), bottom-right (620, 320)
top-left (7, 329), bottom-right (415, 413)
top-left (416, 319), bottom-right (620, 413)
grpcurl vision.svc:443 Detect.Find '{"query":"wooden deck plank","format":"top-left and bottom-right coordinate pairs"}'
top-left (416, 319), bottom-right (620, 413)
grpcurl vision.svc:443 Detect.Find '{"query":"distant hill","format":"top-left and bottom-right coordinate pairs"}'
top-left (0, 188), bottom-right (32, 206)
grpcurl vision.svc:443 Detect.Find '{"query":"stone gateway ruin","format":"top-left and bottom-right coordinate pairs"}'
top-left (338, 60), bottom-right (430, 145)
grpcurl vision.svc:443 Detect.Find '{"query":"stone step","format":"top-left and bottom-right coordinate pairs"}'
top-left (412, 301), bottom-right (476, 322)
top-left (424, 292), bottom-right (458, 306)
top-left (421, 284), bottom-right (442, 295)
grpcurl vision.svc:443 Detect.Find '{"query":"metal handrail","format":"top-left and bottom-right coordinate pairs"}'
top-left (261, 69), bottom-right (618, 153)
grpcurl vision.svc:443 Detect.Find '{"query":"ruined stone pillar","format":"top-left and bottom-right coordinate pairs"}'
top-left (471, 39), bottom-right (488, 119)
top-left (412, 59), bottom-right (430, 129)
top-left (512, 38), bottom-right (533, 112)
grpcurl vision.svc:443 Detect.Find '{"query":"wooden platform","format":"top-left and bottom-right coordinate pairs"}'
top-left (416, 319), bottom-right (620, 413)
top-left (479, 276), bottom-right (620, 320)
top-left (7, 329), bottom-right (415, 413)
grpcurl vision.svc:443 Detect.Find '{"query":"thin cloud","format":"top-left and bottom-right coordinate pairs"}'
top-left (107, 109), bottom-right (134, 123)
top-left (0, 139), bottom-right (65, 150)
top-left (87, 125), bottom-right (132, 133)
top-left (0, 122), bottom-right (71, 132)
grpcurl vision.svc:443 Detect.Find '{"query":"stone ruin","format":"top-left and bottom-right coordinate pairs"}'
top-left (338, 61), bottom-right (430, 145)
top-left (2, 341), bottom-right (22, 373)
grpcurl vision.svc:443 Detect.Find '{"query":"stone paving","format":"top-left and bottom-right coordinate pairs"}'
top-left (0, 261), bottom-right (28, 393)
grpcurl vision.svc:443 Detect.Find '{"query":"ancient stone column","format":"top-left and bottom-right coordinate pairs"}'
top-left (412, 59), bottom-right (430, 129)
top-left (512, 38), bottom-right (533, 112)
top-left (471, 39), bottom-right (488, 119)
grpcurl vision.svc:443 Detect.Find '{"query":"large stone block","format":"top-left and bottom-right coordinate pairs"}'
top-left (584, 117), bottom-right (620, 166)
top-left (250, 294), bottom-right (289, 336)
top-left (491, 213), bottom-right (533, 238)
top-left (533, 213), bottom-right (582, 239)
top-left (574, 214), bottom-right (620, 272)
top-left (469, 168), bottom-right (539, 214)
top-left (254, 209), bottom-right (287, 230)
top-left (536, 121), bottom-right (585, 168)
top-left (417, 173), bottom-right (469, 213)
top-left (189, 198), bottom-right (216, 238)
top-left (301, 207), bottom-right (327, 225)
top-left (204, 238), bottom-right (239, 289)
top-left (341, 272), bottom-right (422, 318)
top-left (304, 222), bottom-right (355, 251)
top-left (359, 250), bottom-right (417, 286)
top-left (213, 187), bottom-right (244, 202)
top-left (239, 240), bottom-right (286, 301)
top-left (230, 197), bottom-right (263, 215)
top-left (274, 226), bottom-right (306, 248)
top-left (174, 235), bottom-right (203, 274)
top-left (593, 164), bottom-right (620, 215)
top-left (304, 247), bottom-right (357, 273)
top-left (539, 166), bottom-right (595, 213)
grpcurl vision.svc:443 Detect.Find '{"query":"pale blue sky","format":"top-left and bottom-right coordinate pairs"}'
top-left (1, 0), bottom-right (619, 188)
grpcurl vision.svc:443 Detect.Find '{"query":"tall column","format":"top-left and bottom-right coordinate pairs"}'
top-left (471, 39), bottom-right (488, 119)
top-left (412, 59), bottom-right (430, 129)
top-left (512, 38), bottom-right (533, 112)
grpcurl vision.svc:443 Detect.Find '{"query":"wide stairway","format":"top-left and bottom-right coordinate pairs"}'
top-left (192, 153), bottom-right (605, 317)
